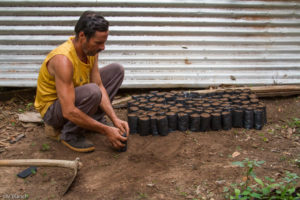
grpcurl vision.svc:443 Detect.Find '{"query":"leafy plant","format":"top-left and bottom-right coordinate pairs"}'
top-left (137, 192), bottom-right (147, 199)
top-left (26, 102), bottom-right (33, 110)
top-left (288, 118), bottom-right (300, 128)
top-left (225, 158), bottom-right (300, 199)
top-left (30, 168), bottom-right (36, 175)
top-left (41, 143), bottom-right (50, 151)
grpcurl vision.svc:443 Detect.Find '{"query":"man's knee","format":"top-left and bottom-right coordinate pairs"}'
top-left (111, 63), bottom-right (125, 79)
top-left (83, 83), bottom-right (101, 103)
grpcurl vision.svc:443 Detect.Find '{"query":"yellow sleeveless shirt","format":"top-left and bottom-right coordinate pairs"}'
top-left (34, 36), bottom-right (95, 117)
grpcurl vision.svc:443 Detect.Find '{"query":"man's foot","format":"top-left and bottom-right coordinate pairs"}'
top-left (61, 137), bottom-right (95, 153)
top-left (44, 123), bottom-right (61, 141)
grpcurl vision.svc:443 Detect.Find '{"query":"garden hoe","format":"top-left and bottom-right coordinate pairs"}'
top-left (0, 157), bottom-right (82, 196)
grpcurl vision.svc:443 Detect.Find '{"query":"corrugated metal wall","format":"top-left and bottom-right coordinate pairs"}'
top-left (0, 0), bottom-right (300, 88)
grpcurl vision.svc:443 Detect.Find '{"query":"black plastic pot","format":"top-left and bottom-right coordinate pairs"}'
top-left (138, 116), bottom-right (151, 136)
top-left (254, 109), bottom-right (264, 130)
top-left (118, 132), bottom-right (127, 152)
top-left (257, 103), bottom-right (267, 124)
top-left (128, 113), bottom-right (138, 134)
top-left (166, 112), bottom-right (177, 132)
top-left (128, 106), bottom-right (139, 113)
top-left (157, 115), bottom-right (169, 136)
top-left (244, 107), bottom-right (254, 129)
top-left (150, 115), bottom-right (159, 136)
top-left (190, 113), bottom-right (200, 132)
top-left (177, 113), bottom-right (189, 131)
top-left (232, 109), bottom-right (243, 128)
top-left (211, 113), bottom-right (222, 131)
top-left (200, 113), bottom-right (211, 132)
top-left (222, 111), bottom-right (232, 130)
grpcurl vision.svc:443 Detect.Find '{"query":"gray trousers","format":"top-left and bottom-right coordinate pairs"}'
top-left (43, 63), bottom-right (124, 141)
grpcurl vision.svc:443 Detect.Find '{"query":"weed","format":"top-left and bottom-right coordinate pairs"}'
top-left (225, 158), bottom-right (300, 199)
top-left (258, 133), bottom-right (264, 137)
top-left (288, 118), bottom-right (300, 128)
top-left (26, 102), bottom-right (33, 110)
top-left (112, 153), bottom-right (120, 159)
top-left (279, 156), bottom-right (287, 162)
top-left (17, 102), bottom-right (33, 114)
top-left (30, 168), bottom-right (36, 175)
top-left (137, 192), bottom-right (147, 199)
top-left (281, 124), bottom-right (288, 129)
top-left (180, 191), bottom-right (188, 197)
top-left (295, 159), bottom-right (300, 168)
top-left (41, 143), bottom-right (50, 151)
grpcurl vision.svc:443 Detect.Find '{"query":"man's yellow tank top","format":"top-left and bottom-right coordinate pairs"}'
top-left (34, 36), bottom-right (95, 117)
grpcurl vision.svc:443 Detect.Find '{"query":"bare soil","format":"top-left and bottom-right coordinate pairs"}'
top-left (0, 89), bottom-right (299, 200)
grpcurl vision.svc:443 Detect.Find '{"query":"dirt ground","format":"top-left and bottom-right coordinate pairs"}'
top-left (0, 88), bottom-right (299, 200)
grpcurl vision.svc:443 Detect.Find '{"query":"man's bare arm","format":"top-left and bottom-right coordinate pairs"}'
top-left (90, 55), bottom-right (129, 134)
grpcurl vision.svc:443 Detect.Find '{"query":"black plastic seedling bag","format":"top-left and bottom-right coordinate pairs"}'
top-left (150, 116), bottom-right (159, 136)
top-left (254, 109), bottom-right (264, 130)
top-left (166, 112), bottom-right (177, 132)
top-left (138, 116), bottom-right (151, 136)
top-left (190, 113), bottom-right (200, 132)
top-left (257, 104), bottom-right (267, 124)
top-left (211, 113), bottom-right (222, 131)
top-left (244, 108), bottom-right (254, 129)
top-left (222, 111), bottom-right (232, 130)
top-left (177, 113), bottom-right (189, 131)
top-left (232, 109), bottom-right (243, 128)
top-left (157, 115), bottom-right (169, 136)
top-left (128, 113), bottom-right (138, 134)
top-left (200, 113), bottom-right (211, 132)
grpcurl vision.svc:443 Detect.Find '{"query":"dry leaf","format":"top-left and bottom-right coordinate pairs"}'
top-left (232, 151), bottom-right (241, 158)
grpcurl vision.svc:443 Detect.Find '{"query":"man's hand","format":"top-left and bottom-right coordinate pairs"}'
top-left (113, 118), bottom-right (130, 137)
top-left (106, 126), bottom-right (127, 149)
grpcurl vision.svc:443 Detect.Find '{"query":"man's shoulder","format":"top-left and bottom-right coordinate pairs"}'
top-left (47, 39), bottom-right (75, 64)
top-left (51, 39), bottom-right (73, 55)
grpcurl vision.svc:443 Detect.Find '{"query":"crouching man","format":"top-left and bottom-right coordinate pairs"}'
top-left (34, 11), bottom-right (129, 152)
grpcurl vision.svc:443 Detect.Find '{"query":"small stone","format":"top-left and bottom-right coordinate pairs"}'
top-left (215, 180), bottom-right (225, 185)
top-left (271, 149), bottom-right (281, 153)
top-left (147, 183), bottom-right (155, 187)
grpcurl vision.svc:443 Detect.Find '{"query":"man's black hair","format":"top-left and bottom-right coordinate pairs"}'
top-left (74, 11), bottom-right (109, 40)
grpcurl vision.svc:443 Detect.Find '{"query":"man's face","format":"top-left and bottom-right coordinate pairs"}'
top-left (82, 31), bottom-right (109, 56)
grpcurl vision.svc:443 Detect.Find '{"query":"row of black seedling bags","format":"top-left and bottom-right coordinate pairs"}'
top-left (126, 89), bottom-right (266, 136)
top-left (128, 106), bottom-right (266, 136)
